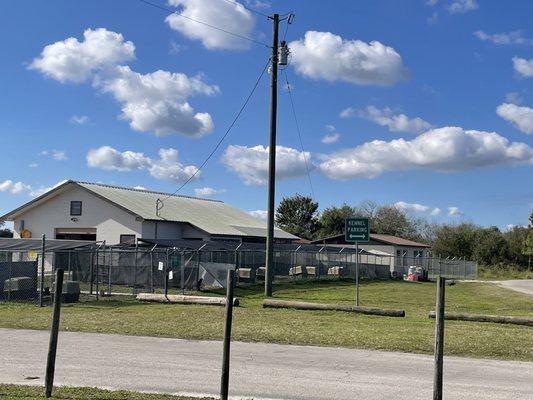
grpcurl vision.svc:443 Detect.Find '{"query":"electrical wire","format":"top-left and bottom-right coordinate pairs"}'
top-left (140, 0), bottom-right (271, 49)
top-left (157, 57), bottom-right (272, 207)
top-left (219, 0), bottom-right (270, 18)
top-left (282, 69), bottom-right (316, 200)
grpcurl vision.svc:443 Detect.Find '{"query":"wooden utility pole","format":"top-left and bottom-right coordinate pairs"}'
top-left (433, 276), bottom-right (446, 400)
top-left (220, 269), bottom-right (236, 399)
top-left (265, 13), bottom-right (280, 297)
top-left (45, 268), bottom-right (64, 398)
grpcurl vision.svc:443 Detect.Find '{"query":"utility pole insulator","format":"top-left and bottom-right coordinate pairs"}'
top-left (279, 41), bottom-right (290, 66)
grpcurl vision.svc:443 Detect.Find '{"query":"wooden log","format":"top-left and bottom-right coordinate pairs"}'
top-left (428, 311), bottom-right (533, 327)
top-left (263, 299), bottom-right (405, 317)
top-left (137, 293), bottom-right (239, 307)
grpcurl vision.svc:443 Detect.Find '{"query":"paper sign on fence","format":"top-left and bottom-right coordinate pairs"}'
top-left (158, 261), bottom-right (164, 271)
top-left (169, 270), bottom-right (173, 280)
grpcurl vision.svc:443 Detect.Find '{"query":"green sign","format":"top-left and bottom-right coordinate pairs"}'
top-left (345, 217), bottom-right (370, 242)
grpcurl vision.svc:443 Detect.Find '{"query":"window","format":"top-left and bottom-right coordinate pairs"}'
top-left (120, 234), bottom-right (136, 245)
top-left (414, 250), bottom-right (424, 258)
top-left (70, 201), bottom-right (82, 216)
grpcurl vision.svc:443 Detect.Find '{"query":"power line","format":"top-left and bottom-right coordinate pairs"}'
top-left (282, 69), bottom-right (316, 200)
top-left (157, 57), bottom-right (271, 206)
top-left (219, 0), bottom-right (270, 18)
top-left (140, 0), bottom-right (270, 49)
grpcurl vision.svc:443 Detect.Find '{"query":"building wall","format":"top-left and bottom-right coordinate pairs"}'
top-left (13, 186), bottom-right (142, 244)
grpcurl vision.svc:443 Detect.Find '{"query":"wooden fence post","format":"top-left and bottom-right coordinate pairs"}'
top-left (433, 276), bottom-right (446, 400)
top-left (45, 268), bottom-right (64, 398)
top-left (220, 268), bottom-right (236, 400)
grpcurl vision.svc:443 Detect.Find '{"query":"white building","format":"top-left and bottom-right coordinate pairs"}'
top-left (0, 181), bottom-right (297, 245)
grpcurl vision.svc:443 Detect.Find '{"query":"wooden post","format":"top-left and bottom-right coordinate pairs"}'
top-left (44, 268), bottom-right (64, 398)
top-left (433, 276), bottom-right (446, 400)
top-left (220, 268), bottom-right (236, 400)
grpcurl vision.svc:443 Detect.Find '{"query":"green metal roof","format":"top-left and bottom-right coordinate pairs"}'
top-left (76, 182), bottom-right (297, 239)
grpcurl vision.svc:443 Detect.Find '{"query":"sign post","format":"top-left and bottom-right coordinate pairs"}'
top-left (345, 217), bottom-right (370, 306)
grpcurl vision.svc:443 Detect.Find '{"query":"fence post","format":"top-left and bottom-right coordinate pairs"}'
top-left (181, 251), bottom-right (185, 295)
top-left (44, 268), bottom-right (64, 398)
top-left (108, 248), bottom-right (113, 295)
top-left (95, 247), bottom-right (100, 301)
top-left (39, 234), bottom-right (46, 307)
top-left (220, 268), bottom-right (235, 400)
top-left (433, 276), bottom-right (446, 400)
top-left (164, 249), bottom-right (169, 297)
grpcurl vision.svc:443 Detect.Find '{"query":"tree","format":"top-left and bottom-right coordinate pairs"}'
top-left (0, 221), bottom-right (12, 238)
top-left (275, 194), bottom-right (319, 240)
top-left (523, 212), bottom-right (533, 269)
top-left (504, 225), bottom-right (529, 266)
top-left (372, 205), bottom-right (418, 239)
top-left (432, 223), bottom-right (478, 259)
top-left (317, 203), bottom-right (357, 238)
top-left (473, 226), bottom-right (509, 266)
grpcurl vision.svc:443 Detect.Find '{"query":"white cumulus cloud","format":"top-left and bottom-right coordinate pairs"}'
top-left (318, 126), bottom-right (533, 180)
top-left (194, 187), bottom-right (226, 197)
top-left (322, 133), bottom-right (341, 144)
top-left (0, 180), bottom-right (32, 195)
top-left (29, 180), bottom-right (68, 198)
top-left (31, 28), bottom-right (218, 137)
top-left (165, 0), bottom-right (255, 50)
top-left (87, 146), bottom-right (151, 171)
top-left (70, 115), bottom-right (89, 124)
top-left (496, 103), bottom-right (533, 134)
top-left (95, 66), bottom-right (218, 136)
top-left (448, 0), bottom-right (478, 14)
top-left (87, 146), bottom-right (199, 183)
top-left (513, 57), bottom-right (533, 78)
top-left (221, 145), bottom-right (311, 185)
top-left (447, 206), bottom-right (463, 216)
top-left (248, 210), bottom-right (268, 220)
top-left (395, 201), bottom-right (441, 216)
top-left (289, 31), bottom-right (407, 86)
top-left (340, 107), bottom-right (356, 119)
top-left (474, 30), bottom-right (532, 46)
top-left (29, 28), bottom-right (135, 83)
top-left (358, 106), bottom-right (432, 134)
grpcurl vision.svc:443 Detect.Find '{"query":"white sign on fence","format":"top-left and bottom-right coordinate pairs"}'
top-left (158, 261), bottom-right (164, 271)
top-left (169, 270), bottom-right (173, 280)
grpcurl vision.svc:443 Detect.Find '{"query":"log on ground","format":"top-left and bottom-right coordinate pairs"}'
top-left (263, 299), bottom-right (405, 317)
top-left (428, 311), bottom-right (533, 327)
top-left (137, 293), bottom-right (239, 307)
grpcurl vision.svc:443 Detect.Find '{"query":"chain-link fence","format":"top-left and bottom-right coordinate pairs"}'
top-left (0, 243), bottom-right (478, 305)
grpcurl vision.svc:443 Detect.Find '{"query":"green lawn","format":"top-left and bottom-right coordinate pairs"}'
top-left (0, 384), bottom-right (212, 400)
top-left (0, 279), bottom-right (532, 361)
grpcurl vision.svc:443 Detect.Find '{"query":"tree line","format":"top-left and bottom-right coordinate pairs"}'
top-left (275, 194), bottom-right (533, 269)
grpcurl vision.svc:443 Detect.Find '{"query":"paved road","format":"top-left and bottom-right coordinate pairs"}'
top-left (495, 279), bottom-right (533, 296)
top-left (1, 328), bottom-right (532, 400)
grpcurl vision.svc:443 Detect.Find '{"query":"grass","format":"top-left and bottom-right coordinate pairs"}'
top-left (478, 265), bottom-right (533, 280)
top-left (0, 279), bottom-right (532, 361)
top-left (0, 384), bottom-right (212, 400)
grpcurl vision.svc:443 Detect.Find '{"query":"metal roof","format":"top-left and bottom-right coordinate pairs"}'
top-left (0, 181), bottom-right (298, 240)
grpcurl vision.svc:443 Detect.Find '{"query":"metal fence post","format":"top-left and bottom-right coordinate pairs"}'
top-left (220, 268), bottom-right (235, 400)
top-left (44, 268), bottom-right (64, 398)
top-left (39, 234), bottom-right (46, 307)
top-left (165, 248), bottom-right (169, 297)
top-left (95, 247), bottom-right (99, 301)
top-left (433, 276), bottom-right (446, 400)
top-left (181, 251), bottom-right (185, 295)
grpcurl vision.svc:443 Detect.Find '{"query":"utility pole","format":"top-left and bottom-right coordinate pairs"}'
top-left (265, 13), bottom-right (279, 297)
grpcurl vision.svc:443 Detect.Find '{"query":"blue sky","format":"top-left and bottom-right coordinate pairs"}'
top-left (1, 0), bottom-right (532, 230)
